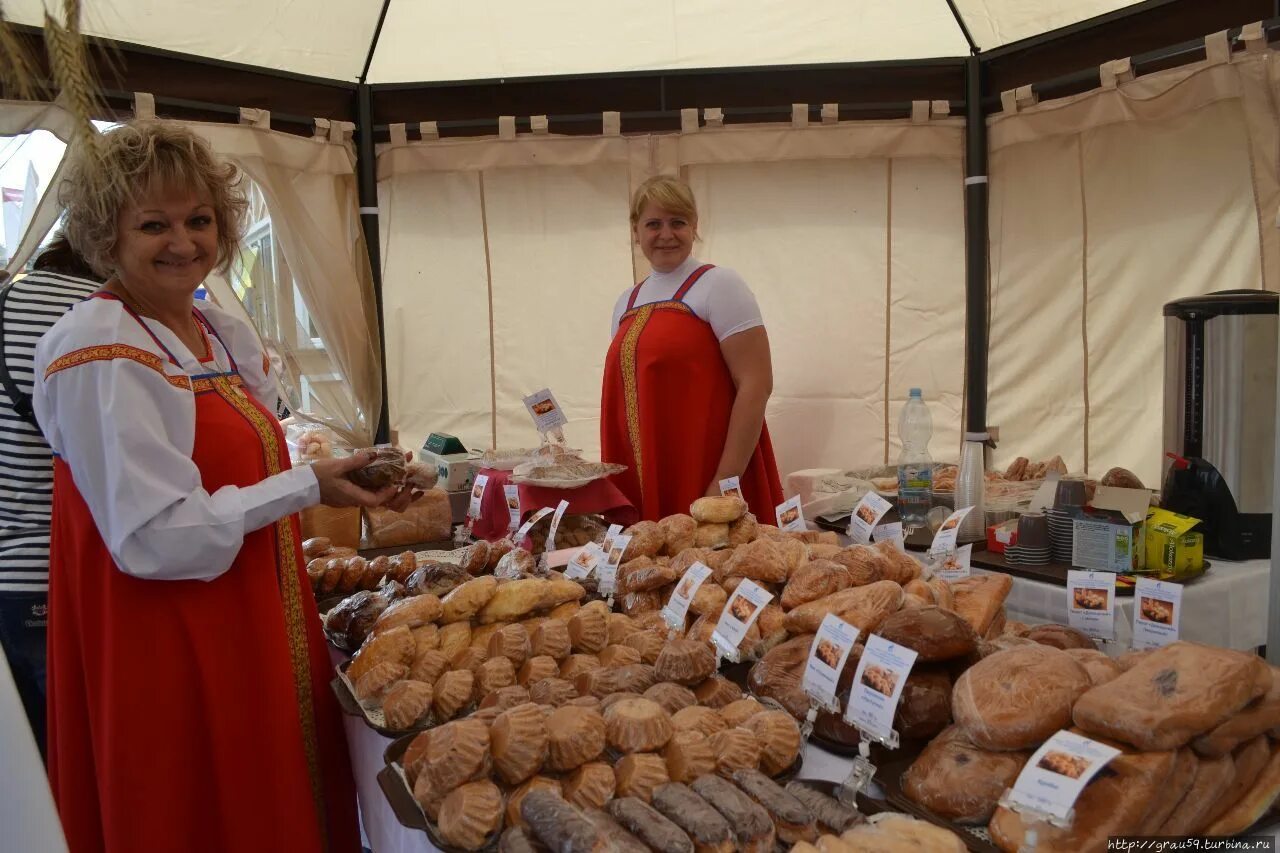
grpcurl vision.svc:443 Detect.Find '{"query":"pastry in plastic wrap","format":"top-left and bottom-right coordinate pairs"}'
top-left (454, 540), bottom-right (491, 575)
top-left (722, 538), bottom-right (788, 584)
top-left (1064, 647), bottom-right (1123, 687)
top-left (728, 512), bottom-right (759, 547)
top-left (563, 761), bottom-right (617, 810)
top-left (404, 562), bottom-right (470, 598)
top-left (412, 770), bottom-right (445, 822)
top-left (489, 701), bottom-right (549, 785)
top-left (422, 717), bottom-right (491, 792)
top-left (709, 727), bottom-right (761, 777)
top-left (786, 581), bottom-right (904, 636)
top-left (348, 625), bottom-right (415, 682)
top-left (950, 573), bottom-right (1013, 637)
top-left (486, 624), bottom-right (532, 668)
top-left (437, 620), bottom-right (472, 662)
top-left (442, 575), bottom-right (499, 623)
top-left (494, 547), bottom-right (536, 580)
top-left (599, 644), bottom-right (642, 668)
top-left (545, 705), bottom-right (607, 771)
top-left (660, 514), bottom-right (698, 556)
top-left (622, 590), bottom-right (662, 616)
top-left (990, 746), bottom-right (1176, 853)
top-left (579, 809), bottom-right (650, 853)
top-left (719, 698), bottom-right (764, 730)
top-left (1100, 466), bottom-right (1145, 489)
top-left (672, 705), bottom-right (728, 738)
top-left (872, 539), bottom-right (921, 584)
top-left (411, 622), bottom-right (440, 655)
top-left (1073, 642), bottom-right (1271, 751)
top-left (403, 729), bottom-right (433, 784)
top-left (478, 656), bottom-right (518, 696)
top-left (621, 562), bottom-right (679, 594)
top-left (693, 522), bottom-right (730, 549)
top-left (391, 551), bottom-right (420, 585)
top-left (1192, 665), bottom-right (1280, 758)
top-left (453, 646), bottom-right (489, 677)
top-left (743, 710), bottom-right (801, 775)
top-left (690, 774), bottom-right (775, 853)
top-left (372, 594), bottom-right (443, 634)
top-left (575, 667), bottom-right (631, 699)
top-left (691, 496), bottom-right (747, 524)
top-left (624, 520), bottom-right (665, 559)
top-left (437, 779), bottom-right (503, 851)
top-left (688, 582), bottom-right (728, 619)
top-left (349, 446), bottom-right (408, 489)
top-left (354, 661), bottom-right (407, 706)
top-left (828, 545), bottom-right (885, 587)
top-left (544, 575), bottom-right (587, 607)
top-left (731, 768), bottom-right (816, 843)
top-left (531, 619), bottom-right (572, 661)
top-left (518, 655), bottom-right (559, 687)
top-left (321, 559), bottom-right (347, 594)
top-left (615, 753), bottom-right (671, 802)
top-left (505, 776), bottom-right (562, 830)
top-left (878, 606), bottom-right (977, 663)
top-left (479, 578), bottom-right (549, 624)
top-left (785, 783), bottom-right (862, 835)
top-left (479, 684), bottom-right (533, 713)
top-left (615, 663), bottom-right (659, 693)
top-left (497, 825), bottom-right (540, 853)
top-left (651, 782), bottom-right (734, 852)
top-left (382, 679), bottom-right (434, 730)
top-left (664, 730), bottom-right (717, 783)
top-left (746, 633), bottom-right (811, 720)
top-left (529, 677), bottom-right (577, 707)
top-left (607, 613), bottom-right (639, 645)
top-left (364, 490), bottom-right (452, 549)
top-left (1023, 623), bottom-right (1096, 650)
top-left (652, 638), bottom-right (714, 686)
top-left (841, 812), bottom-right (966, 852)
top-left (693, 676), bottom-right (742, 709)
top-left (303, 536), bottom-right (332, 558)
top-left (569, 601), bottom-right (609, 653)
top-left (608, 797), bottom-right (695, 853)
top-left (953, 644), bottom-right (1090, 750)
top-left (324, 590), bottom-right (391, 650)
top-left (518, 790), bottom-right (604, 852)
top-left (644, 682), bottom-right (697, 715)
top-left (902, 725), bottom-right (1030, 824)
top-left (337, 556), bottom-right (368, 594)
top-left (780, 560), bottom-right (852, 610)
top-left (433, 669), bottom-right (476, 721)
top-left (559, 653), bottom-right (602, 680)
top-left (408, 648), bottom-right (450, 686)
top-left (776, 537), bottom-right (809, 578)
top-left (606, 697), bottom-right (674, 753)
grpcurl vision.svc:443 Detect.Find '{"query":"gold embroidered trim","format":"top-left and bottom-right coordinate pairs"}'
top-left (44, 344), bottom-right (193, 391)
top-left (212, 375), bottom-right (327, 848)
top-left (620, 303), bottom-right (654, 499)
top-left (191, 374), bottom-right (244, 394)
top-left (620, 301), bottom-right (692, 323)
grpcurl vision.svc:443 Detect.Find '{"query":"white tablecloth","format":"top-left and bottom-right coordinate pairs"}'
top-left (976, 558), bottom-right (1271, 655)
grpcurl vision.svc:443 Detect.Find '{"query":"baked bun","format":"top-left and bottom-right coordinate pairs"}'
top-left (477, 656), bottom-right (518, 697)
top-left (614, 753), bottom-right (671, 802)
top-left (693, 676), bottom-right (742, 709)
top-left (691, 496), bottom-right (747, 524)
top-left (531, 619), bottom-right (572, 660)
top-left (487, 623), bottom-right (532, 667)
top-left (382, 679), bottom-right (433, 730)
top-left (348, 624), bottom-right (415, 683)
top-left (421, 718), bottom-right (491, 792)
top-left (623, 521), bottom-right (665, 559)
top-left (441, 575), bottom-right (499, 623)
top-left (877, 606), bottom-right (978, 662)
top-left (720, 698), bottom-right (766, 729)
top-left (563, 761), bottom-right (617, 811)
top-left (479, 578), bottom-right (551, 624)
top-left (660, 514), bottom-right (698, 555)
top-left (438, 621), bottom-right (472, 662)
top-left (354, 661), bottom-right (408, 706)
top-left (606, 697), bottom-right (675, 753)
top-left (437, 779), bottom-right (503, 851)
top-left (902, 725), bottom-right (1030, 824)
top-left (545, 705), bottom-right (607, 771)
top-left (559, 653), bottom-right (602, 681)
top-left (615, 663), bottom-right (659, 694)
top-left (656, 639), bottom-right (716, 686)
top-left (518, 655), bottom-right (560, 687)
top-left (529, 677), bottom-right (578, 707)
top-left (663, 729), bottom-right (717, 783)
top-left (651, 782), bottom-right (735, 852)
top-left (373, 594), bottom-right (443, 633)
top-left (743, 710), bottom-right (801, 775)
top-left (599, 644), bottom-right (643, 668)
top-left (645, 682), bottom-right (698, 715)
top-left (569, 601), bottom-right (610, 653)
top-left (672, 705), bottom-right (729, 738)
top-left (608, 613), bottom-right (640, 645)
top-left (709, 727), bottom-right (762, 777)
top-left (432, 669), bottom-right (476, 721)
top-left (490, 702), bottom-right (549, 784)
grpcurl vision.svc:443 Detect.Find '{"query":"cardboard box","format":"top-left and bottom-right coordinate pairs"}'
top-left (1145, 506), bottom-right (1205, 577)
top-left (420, 449), bottom-right (475, 493)
top-left (1070, 486), bottom-right (1150, 573)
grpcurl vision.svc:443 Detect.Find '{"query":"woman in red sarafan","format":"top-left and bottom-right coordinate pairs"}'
top-left (601, 175), bottom-right (783, 521)
top-left (33, 121), bottom-right (413, 853)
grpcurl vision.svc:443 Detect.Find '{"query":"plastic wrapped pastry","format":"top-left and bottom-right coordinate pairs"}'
top-left (651, 782), bottom-right (734, 853)
top-left (731, 768), bottom-right (817, 844)
top-left (436, 779), bottom-right (503, 851)
top-left (354, 661), bottom-right (408, 707)
top-left (742, 710), bottom-right (801, 775)
top-left (952, 644), bottom-right (1090, 750)
top-left (505, 776), bottom-right (562, 830)
top-left (608, 797), bottom-right (694, 853)
top-left (421, 718), bottom-right (491, 792)
top-left (645, 682), bottom-right (698, 715)
top-left (442, 576), bottom-right (499, 623)
top-left (518, 790), bottom-right (603, 852)
top-left (692, 676), bottom-right (742, 709)
top-left (691, 496), bottom-right (747, 524)
top-left (655, 639), bottom-right (716, 686)
top-left (477, 656), bottom-right (518, 697)
top-left (599, 644), bottom-right (642, 668)
top-left (690, 774), bottom-right (775, 853)
top-left (531, 619), bottom-right (573, 661)
top-left (432, 669), bottom-right (476, 721)
top-left (563, 761), bottom-right (617, 811)
top-left (348, 446), bottom-right (407, 489)
top-left (660, 514), bottom-right (698, 556)
top-left (479, 578), bottom-right (551, 624)
top-left (671, 705), bottom-right (728, 738)
top-left (785, 781), bottom-right (863, 834)
top-left (581, 808), bottom-right (651, 853)
top-left (719, 698), bottom-right (765, 729)
top-left (614, 753), bottom-right (672, 803)
top-left (614, 663), bottom-right (659, 694)
top-left (664, 730), bottom-right (717, 783)
top-left (487, 624), bottom-right (533, 668)
top-left (529, 677), bottom-right (578, 707)
top-left (348, 624), bottom-right (415, 683)
top-left (709, 728), bottom-right (761, 777)
top-left (518, 655), bottom-right (560, 687)
top-left (569, 601), bottom-right (610, 653)
top-left (382, 679), bottom-right (433, 730)
top-left (605, 697), bottom-right (674, 753)
top-left (545, 705), bottom-right (607, 771)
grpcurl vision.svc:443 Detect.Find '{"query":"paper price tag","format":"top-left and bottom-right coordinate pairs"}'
top-left (522, 388), bottom-right (568, 433)
top-left (515, 506), bottom-right (554, 544)
top-left (872, 522), bottom-right (906, 552)
top-left (1132, 577), bottom-right (1183, 650)
top-left (599, 533), bottom-right (630, 596)
top-left (504, 485), bottom-right (521, 531)
top-left (467, 474), bottom-right (489, 519)
top-left (929, 506), bottom-right (974, 557)
top-left (601, 524), bottom-right (623, 555)
top-left (803, 614), bottom-right (861, 711)
top-left (775, 495), bottom-right (805, 533)
top-left (712, 580), bottom-right (773, 662)
top-left (1006, 730), bottom-right (1121, 822)
top-left (663, 562), bottom-right (713, 632)
top-left (935, 543), bottom-right (973, 581)
top-left (545, 499), bottom-right (570, 552)
top-left (565, 543), bottom-right (604, 580)
top-left (847, 492), bottom-right (893, 544)
top-left (844, 634), bottom-right (918, 745)
top-left (1067, 570), bottom-right (1117, 641)
top-left (719, 476), bottom-right (743, 500)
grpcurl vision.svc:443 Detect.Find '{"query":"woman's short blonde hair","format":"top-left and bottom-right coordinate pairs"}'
top-left (630, 175), bottom-right (698, 226)
top-left (60, 121), bottom-right (248, 278)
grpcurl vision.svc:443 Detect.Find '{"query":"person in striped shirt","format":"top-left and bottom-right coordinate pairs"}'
top-left (0, 232), bottom-right (101, 758)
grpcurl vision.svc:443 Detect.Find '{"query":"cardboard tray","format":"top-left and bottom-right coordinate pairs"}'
top-left (331, 659), bottom-right (467, 739)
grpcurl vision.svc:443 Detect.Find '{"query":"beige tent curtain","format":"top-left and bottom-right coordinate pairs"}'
top-left (987, 28), bottom-right (1277, 487)
top-left (179, 115), bottom-right (383, 446)
top-left (0, 99), bottom-right (83, 276)
top-left (377, 111), bottom-right (966, 476)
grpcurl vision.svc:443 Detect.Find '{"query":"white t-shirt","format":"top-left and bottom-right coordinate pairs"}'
top-left (611, 257), bottom-right (764, 342)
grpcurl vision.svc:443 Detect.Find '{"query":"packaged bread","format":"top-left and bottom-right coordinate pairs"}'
top-left (608, 796), bottom-right (695, 853)
top-left (518, 790), bottom-right (604, 852)
top-left (655, 638), bottom-right (716, 686)
top-left (404, 562), bottom-right (471, 598)
top-left (722, 538), bottom-right (788, 584)
top-left (693, 676), bottom-right (742, 709)
top-left (421, 717), bottom-right (491, 792)
top-left (624, 630), bottom-right (666, 665)
top-left (742, 710), bottom-right (801, 775)
top-left (599, 644), bottom-right (642, 668)
top-left (382, 680), bottom-right (434, 730)
top-left (746, 633), bottom-right (811, 720)
top-left (575, 666), bottom-right (631, 699)
top-left (615, 663), bottom-right (658, 694)
top-left (1192, 665), bottom-right (1280, 758)
top-left (621, 590), bottom-right (663, 616)
top-left (480, 684), bottom-right (532, 712)
top-left (902, 725), bottom-right (1030, 824)
top-left (953, 644), bottom-right (1090, 750)
top-left (299, 504), bottom-right (361, 550)
top-left (438, 621), bottom-right (473, 662)
top-left (643, 682), bottom-right (696, 716)
top-left (651, 782), bottom-right (735, 852)
top-left (363, 488), bottom-right (451, 549)
top-left (623, 521), bottom-right (664, 559)
top-left (505, 776), bottom-right (562, 830)
top-left (477, 656), bottom-right (518, 697)
top-left (530, 618), bottom-right (572, 661)
top-left (828, 545), bottom-right (885, 586)
top-left (690, 774), bottom-right (776, 853)
top-left (441, 576), bottom-right (499, 623)
top-left (615, 753), bottom-right (671, 802)
top-left (479, 578), bottom-right (550, 624)
top-left (731, 768), bottom-right (816, 844)
top-left (606, 697), bottom-right (674, 753)
top-left (529, 677), bottom-right (577, 707)
top-left (517, 655), bottom-right (559, 687)
top-left (579, 808), bottom-right (651, 853)
top-left (693, 522), bottom-right (730, 549)
top-left (672, 705), bottom-right (728, 738)
top-left (660, 514), bottom-right (698, 555)
top-left (689, 582), bottom-right (728, 619)
top-left (728, 513), bottom-right (758, 547)
top-left (664, 730), bottom-right (717, 783)
top-left (413, 770), bottom-right (445, 822)
top-left (436, 778), bottom-right (504, 850)
top-left (354, 661), bottom-right (408, 706)
top-left (720, 698), bottom-right (765, 730)
top-left (545, 705), bottom-right (607, 771)
top-left (563, 761), bottom-right (617, 811)
top-left (841, 812), bottom-right (966, 852)
top-left (785, 782), bottom-right (863, 834)
top-left (409, 648), bottom-right (451, 686)
top-left (569, 601), bottom-right (610, 653)
top-left (781, 560), bottom-right (853, 610)
top-left (783, 582), bottom-right (901, 635)
top-left (432, 669), bottom-right (476, 721)
top-left (950, 573), bottom-right (1013, 636)
top-left (896, 668), bottom-right (954, 741)
top-left (691, 496), bottom-right (747, 524)
top-left (1072, 642), bottom-right (1271, 751)
top-left (877, 606), bottom-right (977, 663)
top-left (709, 728), bottom-right (761, 777)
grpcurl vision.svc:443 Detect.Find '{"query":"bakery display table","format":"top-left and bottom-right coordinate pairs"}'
top-left (976, 557), bottom-right (1271, 655)
top-left (468, 467), bottom-right (638, 541)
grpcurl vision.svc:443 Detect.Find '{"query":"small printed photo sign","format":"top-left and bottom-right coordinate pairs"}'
top-left (844, 634), bottom-right (918, 745)
top-left (803, 614), bottom-right (861, 711)
top-left (775, 495), bottom-right (805, 533)
top-left (522, 388), bottom-right (568, 433)
top-left (847, 492), bottom-right (893, 544)
top-left (712, 580), bottom-right (774, 662)
top-left (1067, 570), bottom-right (1117, 641)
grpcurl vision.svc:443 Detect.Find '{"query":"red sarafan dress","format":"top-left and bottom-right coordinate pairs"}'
top-left (42, 296), bottom-right (359, 853)
top-left (601, 264), bottom-right (784, 521)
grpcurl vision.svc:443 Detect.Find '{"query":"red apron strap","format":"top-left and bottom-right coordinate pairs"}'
top-left (625, 278), bottom-right (649, 312)
top-left (672, 264), bottom-right (716, 302)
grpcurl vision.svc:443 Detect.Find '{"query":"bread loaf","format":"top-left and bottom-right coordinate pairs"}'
top-left (953, 645), bottom-right (1090, 750)
top-left (903, 726), bottom-right (1029, 824)
top-left (877, 606), bottom-right (978, 662)
top-left (1192, 665), bottom-right (1280, 758)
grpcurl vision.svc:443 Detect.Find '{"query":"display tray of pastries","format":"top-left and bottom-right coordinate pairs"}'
top-left (331, 658), bottom-right (467, 739)
top-left (510, 459), bottom-right (628, 489)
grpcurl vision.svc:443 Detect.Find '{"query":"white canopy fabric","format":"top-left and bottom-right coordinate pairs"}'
top-left (7, 0), bottom-right (1144, 83)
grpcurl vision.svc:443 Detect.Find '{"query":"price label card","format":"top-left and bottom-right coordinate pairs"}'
top-left (545, 499), bottom-right (570, 552)
top-left (873, 522), bottom-right (906, 552)
top-left (935, 543), bottom-right (973, 581)
top-left (565, 543), bottom-right (604, 580)
top-left (1132, 577), bottom-right (1183, 650)
top-left (514, 506), bottom-right (554, 544)
top-left (929, 506), bottom-right (974, 557)
top-left (467, 474), bottom-right (489, 519)
top-left (712, 579), bottom-right (774, 662)
top-left (504, 485), bottom-right (521, 531)
top-left (803, 614), bottom-right (861, 711)
top-left (601, 524), bottom-right (623, 555)
top-left (522, 388), bottom-right (568, 433)
top-left (847, 492), bottom-right (893, 544)
top-left (1007, 730), bottom-right (1121, 822)
top-left (1067, 570), bottom-right (1117, 641)
top-left (599, 534), bottom-right (630, 596)
top-left (663, 562), bottom-right (713, 632)
top-left (775, 495), bottom-right (805, 533)
top-left (844, 634), bottom-right (918, 744)
top-left (719, 476), bottom-right (743, 500)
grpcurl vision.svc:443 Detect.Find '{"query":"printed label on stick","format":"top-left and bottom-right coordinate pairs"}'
top-left (719, 476), bottom-right (743, 500)
top-left (601, 524), bottom-right (623, 555)
top-left (545, 499), bottom-right (570, 552)
top-left (844, 634), bottom-right (918, 745)
top-left (468, 474), bottom-right (489, 519)
top-left (775, 496), bottom-right (805, 533)
top-left (873, 522), bottom-right (905, 552)
top-left (1067, 570), bottom-right (1116, 641)
top-left (803, 614), bottom-right (861, 711)
top-left (1007, 730), bottom-right (1121, 822)
top-left (1132, 577), bottom-right (1182, 650)
top-left (514, 506), bottom-right (553, 544)
top-left (565, 543), bottom-right (603, 580)
top-left (504, 484), bottom-right (521, 531)
top-left (711, 580), bottom-right (774, 662)
top-left (935, 543), bottom-right (973, 581)
top-left (662, 562), bottom-right (713, 632)
top-left (522, 388), bottom-right (568, 433)
top-left (929, 506), bottom-right (974, 557)
top-left (848, 492), bottom-right (893, 544)
top-left (600, 534), bottom-right (632, 596)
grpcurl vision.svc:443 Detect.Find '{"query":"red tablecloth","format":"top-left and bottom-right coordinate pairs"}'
top-left (469, 467), bottom-right (639, 541)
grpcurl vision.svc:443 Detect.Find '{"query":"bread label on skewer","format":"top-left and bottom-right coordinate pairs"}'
top-left (775, 495), bottom-right (806, 533)
top-left (872, 522), bottom-right (905, 552)
top-left (546, 500), bottom-right (571, 552)
top-left (719, 476), bottom-right (743, 500)
top-left (522, 387), bottom-right (568, 433)
top-left (1003, 730), bottom-right (1121, 823)
top-left (1132, 577), bottom-right (1182, 650)
top-left (928, 506), bottom-right (974, 558)
top-left (934, 543), bottom-right (973, 581)
top-left (600, 534), bottom-right (631, 597)
top-left (565, 543), bottom-right (604, 581)
top-left (468, 474), bottom-right (489, 520)
top-left (844, 633), bottom-right (918, 746)
top-left (1067, 570), bottom-right (1116, 641)
top-left (712, 579), bottom-right (774, 663)
top-left (847, 492), bottom-right (892, 545)
top-left (662, 562), bottom-right (712, 633)
top-left (804, 614), bottom-right (861, 712)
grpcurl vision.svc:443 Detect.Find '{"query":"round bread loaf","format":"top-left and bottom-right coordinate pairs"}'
top-left (877, 606), bottom-right (978, 662)
top-left (952, 644), bottom-right (1090, 750)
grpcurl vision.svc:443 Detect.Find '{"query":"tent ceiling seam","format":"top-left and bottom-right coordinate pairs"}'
top-left (942, 0), bottom-right (980, 54)
top-left (360, 0), bottom-right (394, 85)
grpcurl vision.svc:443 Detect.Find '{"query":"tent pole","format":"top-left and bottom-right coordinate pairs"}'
top-left (355, 83), bottom-right (392, 445)
top-left (963, 56), bottom-right (989, 435)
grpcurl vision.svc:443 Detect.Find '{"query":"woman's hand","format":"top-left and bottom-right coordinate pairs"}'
top-left (310, 452), bottom-right (399, 508)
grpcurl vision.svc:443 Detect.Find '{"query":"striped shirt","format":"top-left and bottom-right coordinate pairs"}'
top-left (0, 271), bottom-right (98, 593)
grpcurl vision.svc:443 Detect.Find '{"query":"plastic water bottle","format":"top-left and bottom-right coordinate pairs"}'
top-left (897, 388), bottom-right (934, 532)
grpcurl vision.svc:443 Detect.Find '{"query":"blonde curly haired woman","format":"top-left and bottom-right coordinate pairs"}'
top-left (33, 122), bottom-right (388, 853)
